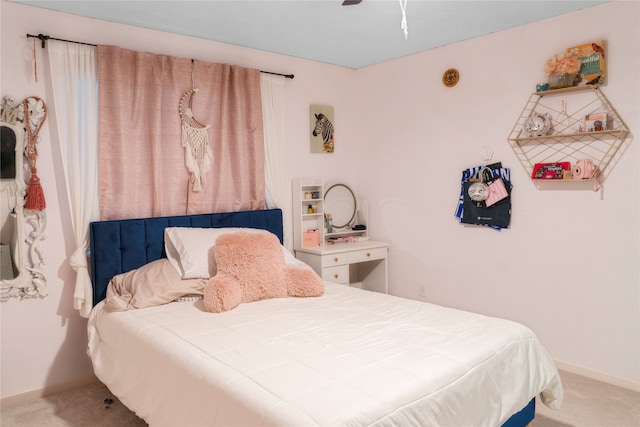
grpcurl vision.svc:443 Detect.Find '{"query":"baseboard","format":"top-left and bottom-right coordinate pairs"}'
top-left (0, 374), bottom-right (99, 408)
top-left (554, 359), bottom-right (640, 392)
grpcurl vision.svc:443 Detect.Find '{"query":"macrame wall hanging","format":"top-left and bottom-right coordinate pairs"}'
top-left (23, 96), bottom-right (47, 210)
top-left (179, 60), bottom-right (211, 192)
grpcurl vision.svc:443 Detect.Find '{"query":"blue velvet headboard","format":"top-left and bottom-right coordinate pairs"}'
top-left (89, 209), bottom-right (283, 306)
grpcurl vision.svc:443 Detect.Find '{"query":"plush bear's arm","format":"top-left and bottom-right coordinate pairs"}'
top-left (203, 274), bottom-right (243, 313)
top-left (285, 267), bottom-right (324, 298)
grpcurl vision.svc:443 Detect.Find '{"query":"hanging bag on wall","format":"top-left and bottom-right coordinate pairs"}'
top-left (456, 164), bottom-right (512, 230)
top-left (461, 184), bottom-right (511, 228)
top-left (466, 167), bottom-right (490, 203)
top-left (484, 170), bottom-right (509, 207)
top-left (464, 166), bottom-right (509, 207)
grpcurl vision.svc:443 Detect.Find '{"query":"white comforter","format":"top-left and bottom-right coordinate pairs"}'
top-left (88, 283), bottom-right (562, 427)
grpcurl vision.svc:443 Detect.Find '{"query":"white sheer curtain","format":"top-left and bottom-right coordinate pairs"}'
top-left (260, 74), bottom-right (287, 242)
top-left (47, 40), bottom-right (99, 318)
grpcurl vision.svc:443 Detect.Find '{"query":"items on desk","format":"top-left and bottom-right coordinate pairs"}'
top-left (325, 213), bottom-right (333, 233)
top-left (302, 229), bottom-right (320, 248)
top-left (327, 235), bottom-right (356, 244)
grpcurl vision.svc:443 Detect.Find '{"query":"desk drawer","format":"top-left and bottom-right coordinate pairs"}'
top-left (322, 265), bottom-right (349, 284)
top-left (321, 253), bottom-right (348, 267)
top-left (349, 247), bottom-right (387, 263)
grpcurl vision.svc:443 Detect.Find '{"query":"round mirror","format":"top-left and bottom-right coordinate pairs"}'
top-left (324, 183), bottom-right (356, 229)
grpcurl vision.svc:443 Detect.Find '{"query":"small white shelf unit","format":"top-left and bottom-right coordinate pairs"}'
top-left (292, 178), bottom-right (325, 250)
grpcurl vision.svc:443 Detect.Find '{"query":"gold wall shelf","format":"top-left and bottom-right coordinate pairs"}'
top-left (508, 86), bottom-right (629, 182)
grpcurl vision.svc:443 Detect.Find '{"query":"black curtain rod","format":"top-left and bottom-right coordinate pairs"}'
top-left (27, 33), bottom-right (294, 79)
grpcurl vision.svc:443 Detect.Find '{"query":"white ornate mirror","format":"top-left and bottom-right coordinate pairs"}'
top-left (1, 96), bottom-right (47, 299)
top-left (324, 183), bottom-right (356, 229)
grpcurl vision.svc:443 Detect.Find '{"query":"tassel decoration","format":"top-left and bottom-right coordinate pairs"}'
top-left (22, 97), bottom-right (47, 210)
top-left (26, 169), bottom-right (46, 210)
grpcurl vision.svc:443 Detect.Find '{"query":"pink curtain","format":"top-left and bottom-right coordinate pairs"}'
top-left (97, 45), bottom-right (265, 220)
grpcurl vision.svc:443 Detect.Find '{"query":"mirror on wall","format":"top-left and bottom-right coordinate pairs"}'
top-left (324, 183), bottom-right (357, 229)
top-left (1, 96), bottom-right (47, 299)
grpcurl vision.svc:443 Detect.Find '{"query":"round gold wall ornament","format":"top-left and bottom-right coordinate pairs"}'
top-left (442, 68), bottom-right (460, 87)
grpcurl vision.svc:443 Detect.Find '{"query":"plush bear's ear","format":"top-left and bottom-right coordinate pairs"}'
top-left (285, 267), bottom-right (324, 298)
top-left (203, 274), bottom-right (243, 313)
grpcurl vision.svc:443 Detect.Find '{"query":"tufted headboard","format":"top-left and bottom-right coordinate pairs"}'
top-left (89, 209), bottom-right (283, 306)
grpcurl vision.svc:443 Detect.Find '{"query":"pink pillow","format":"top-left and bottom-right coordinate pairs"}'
top-left (204, 232), bottom-right (324, 313)
top-left (105, 259), bottom-right (205, 311)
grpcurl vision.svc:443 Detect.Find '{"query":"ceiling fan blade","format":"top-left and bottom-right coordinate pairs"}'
top-left (342, 0), bottom-right (363, 5)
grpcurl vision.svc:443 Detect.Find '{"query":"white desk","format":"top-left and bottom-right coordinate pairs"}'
top-left (295, 241), bottom-right (388, 294)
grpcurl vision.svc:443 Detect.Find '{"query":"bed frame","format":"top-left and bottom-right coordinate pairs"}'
top-left (89, 208), bottom-right (283, 307)
top-left (88, 208), bottom-right (535, 427)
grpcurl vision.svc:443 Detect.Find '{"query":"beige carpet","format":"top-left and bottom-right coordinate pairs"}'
top-left (1, 370), bottom-right (638, 426)
top-left (535, 370), bottom-right (639, 427)
top-left (0, 382), bottom-right (146, 427)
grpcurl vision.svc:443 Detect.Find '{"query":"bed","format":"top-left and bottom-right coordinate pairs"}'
top-left (87, 208), bottom-right (562, 426)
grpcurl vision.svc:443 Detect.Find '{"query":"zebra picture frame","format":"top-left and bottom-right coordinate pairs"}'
top-left (310, 104), bottom-right (335, 153)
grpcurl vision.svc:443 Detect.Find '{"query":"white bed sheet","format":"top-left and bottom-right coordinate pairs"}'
top-left (88, 282), bottom-right (562, 427)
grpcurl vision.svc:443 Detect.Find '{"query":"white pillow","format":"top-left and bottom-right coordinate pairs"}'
top-left (282, 246), bottom-right (313, 270)
top-left (164, 227), bottom-right (270, 279)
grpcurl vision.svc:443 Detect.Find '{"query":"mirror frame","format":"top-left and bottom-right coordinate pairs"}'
top-left (1, 96), bottom-right (47, 300)
top-left (324, 183), bottom-right (356, 229)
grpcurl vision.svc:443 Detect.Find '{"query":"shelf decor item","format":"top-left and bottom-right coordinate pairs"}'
top-left (572, 159), bottom-right (597, 180)
top-left (531, 162), bottom-right (570, 180)
top-left (567, 40), bottom-right (606, 86)
top-left (584, 113), bottom-right (608, 132)
top-left (547, 72), bottom-right (577, 90)
top-left (544, 52), bottom-right (581, 89)
top-left (523, 112), bottom-right (552, 136)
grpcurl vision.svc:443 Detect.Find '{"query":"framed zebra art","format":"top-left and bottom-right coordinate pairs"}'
top-left (310, 104), bottom-right (334, 153)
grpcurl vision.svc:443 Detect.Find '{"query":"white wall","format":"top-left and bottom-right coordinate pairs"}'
top-left (0, 0), bottom-right (360, 399)
top-left (0, 0), bottom-right (637, 399)
top-left (354, 1), bottom-right (639, 389)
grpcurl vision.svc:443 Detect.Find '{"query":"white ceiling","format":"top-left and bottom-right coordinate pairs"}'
top-left (13, 0), bottom-right (609, 69)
